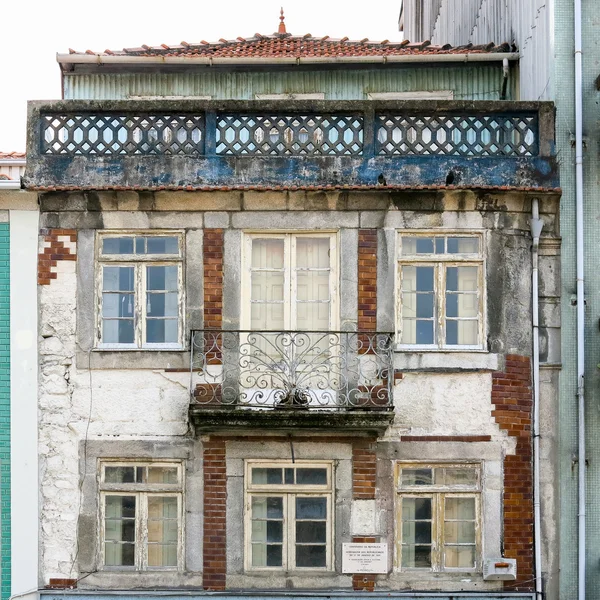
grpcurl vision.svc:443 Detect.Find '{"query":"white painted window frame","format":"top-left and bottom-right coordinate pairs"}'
top-left (95, 231), bottom-right (185, 350)
top-left (395, 462), bottom-right (481, 573)
top-left (98, 460), bottom-right (184, 571)
top-left (244, 460), bottom-right (334, 572)
top-left (241, 232), bottom-right (339, 331)
top-left (395, 231), bottom-right (486, 351)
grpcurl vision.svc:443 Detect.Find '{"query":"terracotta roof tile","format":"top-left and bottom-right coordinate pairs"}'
top-left (67, 34), bottom-right (513, 60)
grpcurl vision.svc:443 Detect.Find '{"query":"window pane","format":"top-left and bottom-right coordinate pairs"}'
top-left (402, 496), bottom-right (432, 520)
top-left (296, 497), bottom-right (327, 520)
top-left (252, 496), bottom-right (284, 519)
top-left (445, 497), bottom-right (475, 520)
top-left (444, 521), bottom-right (476, 544)
top-left (444, 468), bottom-right (478, 487)
top-left (252, 468), bottom-right (283, 485)
top-left (147, 292), bottom-right (179, 317)
top-left (416, 320), bottom-right (434, 344)
top-left (147, 467), bottom-right (179, 484)
top-left (446, 320), bottom-right (478, 346)
top-left (102, 293), bottom-right (134, 318)
top-left (103, 237), bottom-right (134, 254)
top-left (148, 544), bottom-right (177, 567)
top-left (147, 265), bottom-right (178, 291)
top-left (285, 468), bottom-right (295, 484)
top-left (102, 319), bottom-right (134, 344)
top-left (145, 236), bottom-right (179, 255)
top-left (295, 238), bottom-right (330, 268)
top-left (445, 545), bottom-right (476, 568)
top-left (402, 545), bottom-right (432, 568)
top-left (296, 545), bottom-right (326, 568)
top-left (416, 294), bottom-right (434, 318)
top-left (296, 522), bottom-right (327, 543)
top-left (104, 495), bottom-right (136, 566)
top-left (401, 468), bottom-right (433, 486)
top-left (266, 545), bottom-right (283, 566)
top-left (103, 266), bottom-right (134, 291)
top-left (402, 237), bottom-right (434, 255)
top-left (105, 466), bottom-right (135, 483)
top-left (251, 272), bottom-right (284, 302)
top-left (435, 237), bottom-right (445, 253)
top-left (402, 520), bottom-right (431, 544)
top-left (147, 497), bottom-right (178, 567)
top-left (446, 266), bottom-right (478, 292)
top-left (252, 238), bottom-right (285, 269)
top-left (105, 541), bottom-right (135, 566)
top-left (146, 319), bottom-right (178, 344)
top-left (296, 468), bottom-right (327, 485)
top-left (447, 237), bottom-right (479, 254)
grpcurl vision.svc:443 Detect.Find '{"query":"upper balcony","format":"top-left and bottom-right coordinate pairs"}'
top-left (25, 100), bottom-right (558, 191)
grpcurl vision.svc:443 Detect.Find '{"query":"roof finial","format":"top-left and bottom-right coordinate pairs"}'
top-left (278, 7), bottom-right (287, 34)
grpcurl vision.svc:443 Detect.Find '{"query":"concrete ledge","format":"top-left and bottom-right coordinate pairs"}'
top-left (394, 351), bottom-right (500, 372)
top-left (189, 406), bottom-right (394, 434)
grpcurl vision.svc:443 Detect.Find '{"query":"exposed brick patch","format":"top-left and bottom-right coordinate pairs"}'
top-left (45, 579), bottom-right (77, 589)
top-left (358, 229), bottom-right (377, 333)
top-left (353, 441), bottom-right (377, 500)
top-left (203, 229), bottom-right (224, 329)
top-left (400, 435), bottom-right (492, 442)
top-left (38, 228), bottom-right (77, 285)
top-left (352, 537), bottom-right (377, 591)
top-left (491, 354), bottom-right (533, 591)
top-left (203, 438), bottom-right (227, 590)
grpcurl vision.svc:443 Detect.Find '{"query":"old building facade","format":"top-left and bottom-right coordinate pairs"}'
top-left (26, 18), bottom-right (560, 600)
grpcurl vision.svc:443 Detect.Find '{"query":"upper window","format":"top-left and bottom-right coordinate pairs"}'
top-left (99, 461), bottom-right (183, 570)
top-left (396, 463), bottom-right (481, 572)
top-left (397, 233), bottom-right (484, 349)
top-left (245, 461), bottom-right (333, 571)
top-left (242, 233), bottom-right (338, 331)
top-left (97, 233), bottom-right (184, 349)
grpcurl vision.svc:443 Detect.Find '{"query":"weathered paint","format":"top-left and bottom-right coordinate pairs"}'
top-left (63, 65), bottom-right (517, 101)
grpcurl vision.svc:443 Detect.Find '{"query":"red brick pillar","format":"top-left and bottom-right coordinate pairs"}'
top-left (202, 438), bottom-right (227, 590)
top-left (38, 229), bottom-right (77, 285)
top-left (491, 355), bottom-right (534, 591)
top-left (352, 441), bottom-right (377, 591)
top-left (358, 229), bottom-right (377, 333)
top-left (203, 229), bottom-right (224, 329)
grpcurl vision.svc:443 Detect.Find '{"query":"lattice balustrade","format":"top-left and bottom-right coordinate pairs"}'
top-left (42, 114), bottom-right (204, 155)
top-left (216, 114), bottom-right (364, 155)
top-left (376, 114), bottom-right (538, 156)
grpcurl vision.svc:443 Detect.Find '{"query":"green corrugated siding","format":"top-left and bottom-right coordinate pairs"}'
top-left (0, 224), bottom-right (9, 600)
top-left (64, 65), bottom-right (516, 100)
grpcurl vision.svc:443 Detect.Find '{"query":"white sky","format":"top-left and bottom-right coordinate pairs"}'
top-left (0, 0), bottom-right (401, 152)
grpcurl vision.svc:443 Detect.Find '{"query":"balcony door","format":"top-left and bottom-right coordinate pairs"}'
top-left (242, 233), bottom-right (338, 332)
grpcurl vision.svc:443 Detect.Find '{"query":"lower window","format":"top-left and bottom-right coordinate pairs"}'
top-left (100, 461), bottom-right (183, 570)
top-left (245, 461), bottom-right (333, 570)
top-left (397, 463), bottom-right (480, 572)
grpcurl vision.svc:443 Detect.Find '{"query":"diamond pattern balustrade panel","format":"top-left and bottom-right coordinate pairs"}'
top-left (42, 114), bottom-right (205, 155)
top-left (216, 115), bottom-right (364, 155)
top-left (190, 331), bottom-right (394, 409)
top-left (376, 113), bottom-right (539, 156)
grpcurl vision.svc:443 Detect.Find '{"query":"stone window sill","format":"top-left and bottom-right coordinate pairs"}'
top-left (394, 351), bottom-right (499, 372)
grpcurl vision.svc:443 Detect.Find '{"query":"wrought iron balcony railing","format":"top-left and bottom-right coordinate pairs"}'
top-left (25, 100), bottom-right (558, 191)
top-left (189, 330), bottom-right (395, 411)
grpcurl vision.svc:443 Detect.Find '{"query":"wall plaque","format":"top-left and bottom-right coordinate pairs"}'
top-left (342, 543), bottom-right (388, 574)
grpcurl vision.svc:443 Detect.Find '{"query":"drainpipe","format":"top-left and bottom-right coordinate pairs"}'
top-left (574, 0), bottom-right (586, 597)
top-left (500, 58), bottom-right (510, 99)
top-left (530, 198), bottom-right (544, 600)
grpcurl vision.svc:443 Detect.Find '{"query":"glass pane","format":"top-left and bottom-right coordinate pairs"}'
top-left (266, 521), bottom-right (283, 543)
top-left (402, 497), bottom-right (432, 520)
top-left (145, 236), bottom-right (179, 255)
top-left (402, 237), bottom-right (434, 255)
top-left (402, 545), bottom-right (432, 568)
top-left (295, 300), bottom-right (329, 331)
top-left (105, 466), bottom-right (135, 483)
top-left (444, 468), bottom-right (478, 486)
top-left (416, 294), bottom-right (434, 318)
top-left (147, 467), bottom-right (179, 484)
top-left (102, 319), bottom-right (134, 344)
top-left (295, 238), bottom-right (330, 268)
top-left (103, 237), bottom-right (134, 254)
top-left (251, 272), bottom-right (284, 302)
top-left (252, 496), bottom-right (283, 519)
top-left (148, 496), bottom-right (178, 520)
top-left (296, 522), bottom-right (326, 543)
top-left (146, 318), bottom-right (178, 344)
top-left (285, 468), bottom-right (295, 484)
top-left (296, 545), bottom-right (326, 567)
top-left (147, 265), bottom-right (178, 291)
top-left (148, 544), bottom-right (177, 567)
top-left (102, 293), bottom-right (134, 318)
top-left (296, 497), bottom-right (327, 520)
top-left (105, 542), bottom-right (135, 566)
top-left (435, 237), bottom-right (445, 253)
top-left (446, 266), bottom-right (478, 292)
top-left (417, 266), bottom-right (434, 291)
top-left (296, 271), bottom-right (330, 302)
top-left (252, 238), bottom-right (284, 269)
top-left (402, 520), bottom-right (432, 544)
top-left (447, 237), bottom-right (479, 254)
top-left (446, 320), bottom-right (478, 346)
top-left (266, 545), bottom-right (283, 566)
top-left (416, 320), bottom-right (434, 344)
top-left (444, 521), bottom-right (476, 544)
top-left (103, 266), bottom-right (134, 291)
top-left (401, 468), bottom-right (433, 486)
top-left (147, 292), bottom-right (178, 317)
top-left (445, 545), bottom-right (476, 568)
top-left (445, 497), bottom-right (476, 520)
top-left (252, 468), bottom-right (283, 485)
top-left (296, 468), bottom-right (327, 485)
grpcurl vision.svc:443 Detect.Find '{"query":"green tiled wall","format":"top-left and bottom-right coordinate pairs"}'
top-left (0, 224), bottom-right (9, 600)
